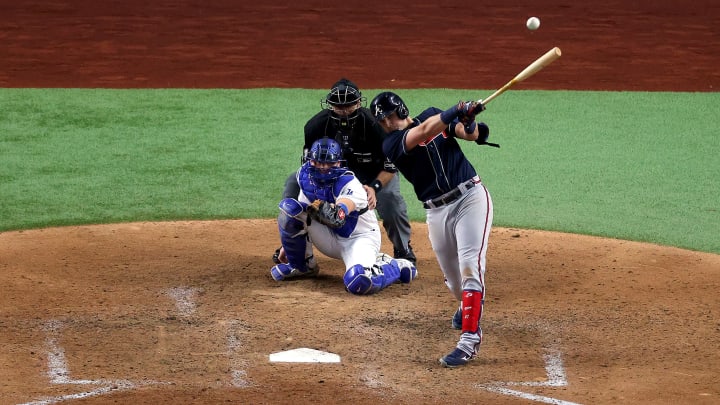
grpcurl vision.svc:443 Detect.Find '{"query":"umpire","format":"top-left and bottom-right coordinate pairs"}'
top-left (280, 78), bottom-right (416, 264)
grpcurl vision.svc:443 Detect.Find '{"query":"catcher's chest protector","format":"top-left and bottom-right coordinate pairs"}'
top-left (299, 170), bottom-right (353, 203)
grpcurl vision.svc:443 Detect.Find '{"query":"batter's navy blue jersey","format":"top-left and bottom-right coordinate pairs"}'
top-left (382, 107), bottom-right (478, 202)
top-left (304, 108), bottom-right (397, 185)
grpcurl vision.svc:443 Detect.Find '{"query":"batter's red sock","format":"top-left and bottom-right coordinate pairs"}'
top-left (461, 289), bottom-right (484, 333)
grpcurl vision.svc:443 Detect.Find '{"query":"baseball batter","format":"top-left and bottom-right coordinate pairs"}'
top-left (271, 138), bottom-right (417, 295)
top-left (370, 92), bottom-right (496, 367)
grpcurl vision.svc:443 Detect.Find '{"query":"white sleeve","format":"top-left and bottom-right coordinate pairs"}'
top-left (338, 178), bottom-right (368, 211)
top-left (298, 190), bottom-right (311, 205)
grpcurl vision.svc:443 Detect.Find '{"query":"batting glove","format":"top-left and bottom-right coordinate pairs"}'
top-left (460, 100), bottom-right (485, 118)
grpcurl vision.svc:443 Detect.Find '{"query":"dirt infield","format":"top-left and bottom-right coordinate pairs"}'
top-left (2, 1), bottom-right (719, 404)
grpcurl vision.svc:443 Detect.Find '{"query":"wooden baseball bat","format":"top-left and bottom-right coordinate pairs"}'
top-left (480, 47), bottom-right (562, 105)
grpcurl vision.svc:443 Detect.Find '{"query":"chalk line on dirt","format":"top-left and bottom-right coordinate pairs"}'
top-left (18, 320), bottom-right (167, 405)
top-left (477, 349), bottom-right (582, 405)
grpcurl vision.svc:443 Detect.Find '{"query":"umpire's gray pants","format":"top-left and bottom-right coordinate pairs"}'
top-left (281, 173), bottom-right (412, 254)
top-left (375, 175), bottom-right (412, 254)
top-left (282, 172), bottom-right (301, 200)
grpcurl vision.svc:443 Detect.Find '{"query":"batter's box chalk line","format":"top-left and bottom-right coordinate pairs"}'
top-left (476, 349), bottom-right (583, 405)
top-left (18, 320), bottom-right (172, 405)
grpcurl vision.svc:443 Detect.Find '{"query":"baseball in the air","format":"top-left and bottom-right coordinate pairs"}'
top-left (526, 16), bottom-right (540, 31)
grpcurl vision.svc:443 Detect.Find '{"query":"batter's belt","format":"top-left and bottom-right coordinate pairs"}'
top-left (422, 176), bottom-right (481, 209)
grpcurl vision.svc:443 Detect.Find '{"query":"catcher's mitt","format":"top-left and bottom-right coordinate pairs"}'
top-left (307, 200), bottom-right (346, 228)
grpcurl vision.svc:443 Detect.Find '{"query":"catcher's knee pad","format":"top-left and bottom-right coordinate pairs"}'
top-left (278, 198), bottom-right (306, 235)
top-left (344, 265), bottom-right (382, 295)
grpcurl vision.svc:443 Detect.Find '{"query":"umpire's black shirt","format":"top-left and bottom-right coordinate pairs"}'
top-left (303, 108), bottom-right (397, 185)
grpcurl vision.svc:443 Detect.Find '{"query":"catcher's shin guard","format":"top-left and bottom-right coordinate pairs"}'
top-left (374, 254), bottom-right (417, 284)
top-left (277, 198), bottom-right (309, 271)
top-left (271, 262), bottom-right (318, 281)
top-left (344, 265), bottom-right (383, 295)
top-left (343, 259), bottom-right (416, 295)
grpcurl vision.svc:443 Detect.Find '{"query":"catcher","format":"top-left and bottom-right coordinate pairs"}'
top-left (270, 137), bottom-right (417, 295)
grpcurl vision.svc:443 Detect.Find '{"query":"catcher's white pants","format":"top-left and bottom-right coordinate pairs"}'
top-left (307, 223), bottom-right (381, 270)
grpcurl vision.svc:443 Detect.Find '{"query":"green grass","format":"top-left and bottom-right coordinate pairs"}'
top-left (458, 90), bottom-right (719, 253)
top-left (1, 89), bottom-right (718, 254)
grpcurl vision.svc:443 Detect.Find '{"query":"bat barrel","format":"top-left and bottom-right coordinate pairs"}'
top-left (481, 47), bottom-right (562, 105)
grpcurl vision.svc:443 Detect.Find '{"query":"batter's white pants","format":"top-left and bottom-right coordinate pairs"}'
top-left (426, 184), bottom-right (493, 301)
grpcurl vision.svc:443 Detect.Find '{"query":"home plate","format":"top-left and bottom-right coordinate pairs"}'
top-left (269, 348), bottom-right (341, 363)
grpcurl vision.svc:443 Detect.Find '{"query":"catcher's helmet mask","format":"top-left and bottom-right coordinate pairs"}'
top-left (370, 91), bottom-right (409, 121)
top-left (307, 138), bottom-right (347, 184)
top-left (322, 78), bottom-right (366, 129)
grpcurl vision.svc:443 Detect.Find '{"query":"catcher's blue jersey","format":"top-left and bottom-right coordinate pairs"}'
top-left (382, 107), bottom-right (478, 202)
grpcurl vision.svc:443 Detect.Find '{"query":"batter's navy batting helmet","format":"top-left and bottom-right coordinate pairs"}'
top-left (307, 138), bottom-right (347, 184)
top-left (322, 78), bottom-right (366, 129)
top-left (370, 91), bottom-right (409, 121)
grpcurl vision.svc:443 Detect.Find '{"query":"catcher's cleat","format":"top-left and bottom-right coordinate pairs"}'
top-left (272, 246), bottom-right (283, 265)
top-left (451, 306), bottom-right (462, 330)
top-left (439, 347), bottom-right (475, 368)
top-left (270, 263), bottom-right (319, 281)
top-left (394, 259), bottom-right (418, 283)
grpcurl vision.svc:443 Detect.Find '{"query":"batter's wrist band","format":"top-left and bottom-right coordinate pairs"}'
top-left (440, 105), bottom-right (459, 124)
top-left (370, 179), bottom-right (383, 193)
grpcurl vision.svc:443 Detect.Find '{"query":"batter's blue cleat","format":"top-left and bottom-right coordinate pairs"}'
top-left (440, 331), bottom-right (482, 368)
top-left (270, 263), bottom-right (319, 281)
top-left (439, 347), bottom-right (475, 368)
top-left (451, 306), bottom-right (462, 330)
